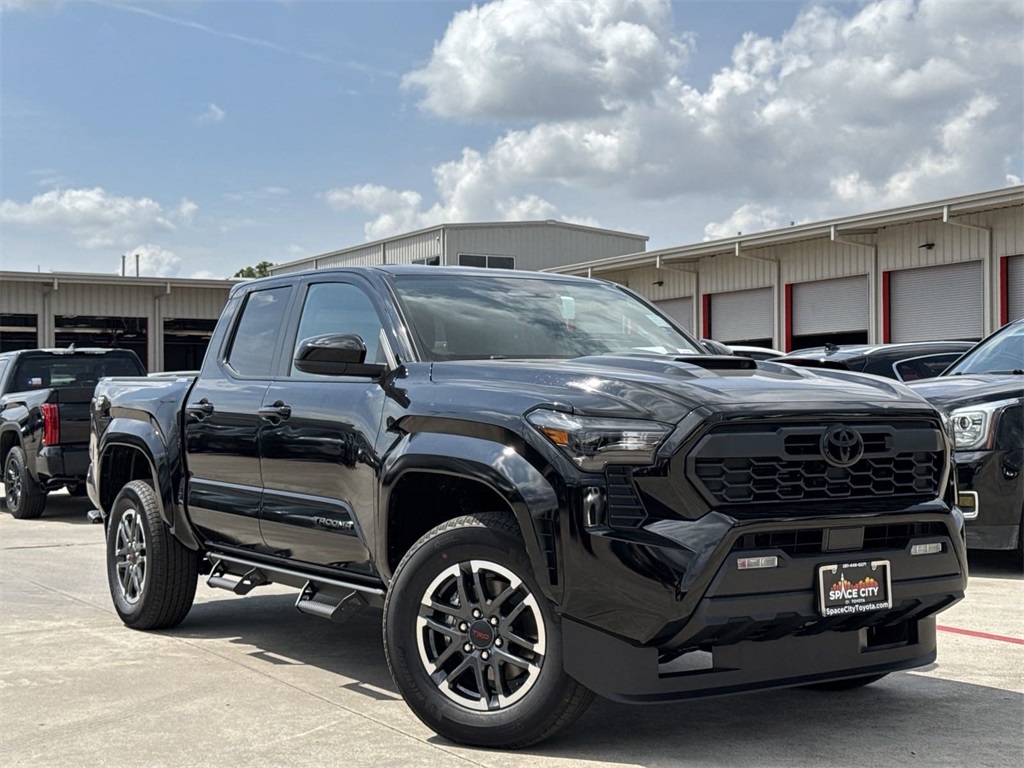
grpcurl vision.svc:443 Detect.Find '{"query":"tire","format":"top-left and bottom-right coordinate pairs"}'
top-left (66, 483), bottom-right (88, 497)
top-left (802, 673), bottom-right (889, 691)
top-left (4, 446), bottom-right (47, 519)
top-left (106, 479), bottom-right (198, 630)
top-left (383, 512), bottom-right (594, 749)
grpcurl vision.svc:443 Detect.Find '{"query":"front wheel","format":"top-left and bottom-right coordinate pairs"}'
top-left (106, 479), bottom-right (199, 630)
top-left (383, 512), bottom-right (594, 748)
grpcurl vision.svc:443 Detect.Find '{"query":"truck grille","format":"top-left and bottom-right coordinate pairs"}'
top-left (689, 421), bottom-right (944, 506)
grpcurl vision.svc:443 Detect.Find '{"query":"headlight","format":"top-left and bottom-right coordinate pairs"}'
top-left (526, 409), bottom-right (671, 471)
top-left (949, 398), bottom-right (1020, 450)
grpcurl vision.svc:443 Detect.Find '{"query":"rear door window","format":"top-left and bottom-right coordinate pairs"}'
top-left (226, 286), bottom-right (293, 377)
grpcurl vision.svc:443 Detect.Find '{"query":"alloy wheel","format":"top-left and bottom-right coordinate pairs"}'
top-left (5, 460), bottom-right (22, 509)
top-left (113, 508), bottom-right (147, 604)
top-left (416, 559), bottom-right (546, 712)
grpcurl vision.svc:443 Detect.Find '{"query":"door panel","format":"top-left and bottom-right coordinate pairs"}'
top-left (183, 284), bottom-right (293, 550)
top-left (258, 280), bottom-right (387, 572)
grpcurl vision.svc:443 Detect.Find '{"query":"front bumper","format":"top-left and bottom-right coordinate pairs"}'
top-left (957, 448), bottom-right (1023, 550)
top-left (559, 504), bottom-right (966, 701)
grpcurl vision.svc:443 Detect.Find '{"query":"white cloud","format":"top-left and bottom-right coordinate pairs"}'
top-left (340, 0), bottom-right (1023, 241)
top-left (703, 204), bottom-right (784, 241)
top-left (403, 0), bottom-right (691, 120)
top-left (0, 187), bottom-right (182, 249)
top-left (179, 198), bottom-right (198, 221)
top-left (122, 243), bottom-right (181, 277)
top-left (197, 103), bottom-right (226, 124)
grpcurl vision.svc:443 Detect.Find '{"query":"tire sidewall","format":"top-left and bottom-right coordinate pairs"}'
top-left (106, 482), bottom-right (159, 625)
top-left (385, 519), bottom-right (570, 744)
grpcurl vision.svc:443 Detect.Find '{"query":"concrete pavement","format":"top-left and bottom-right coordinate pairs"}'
top-left (2, 490), bottom-right (1022, 768)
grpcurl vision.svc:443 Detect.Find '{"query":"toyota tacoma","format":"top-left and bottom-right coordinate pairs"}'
top-left (88, 266), bottom-right (968, 747)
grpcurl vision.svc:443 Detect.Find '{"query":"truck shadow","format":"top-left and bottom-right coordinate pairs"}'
top-left (171, 591), bottom-right (1022, 766)
top-left (0, 489), bottom-right (95, 524)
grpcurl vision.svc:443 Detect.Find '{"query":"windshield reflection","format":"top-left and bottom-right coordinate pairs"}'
top-left (945, 322), bottom-right (1024, 376)
top-left (391, 274), bottom-right (701, 362)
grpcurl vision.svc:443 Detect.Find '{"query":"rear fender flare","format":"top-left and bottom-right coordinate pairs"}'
top-left (98, 418), bottom-right (199, 550)
top-left (379, 431), bottom-right (561, 600)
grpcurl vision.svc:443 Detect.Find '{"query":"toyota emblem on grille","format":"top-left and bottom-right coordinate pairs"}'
top-left (820, 425), bottom-right (864, 467)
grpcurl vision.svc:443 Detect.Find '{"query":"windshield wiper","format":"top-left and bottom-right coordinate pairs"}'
top-left (983, 369), bottom-right (1024, 375)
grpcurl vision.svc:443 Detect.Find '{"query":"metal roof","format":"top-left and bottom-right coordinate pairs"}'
top-left (544, 185), bottom-right (1024, 275)
top-left (269, 219), bottom-right (649, 273)
top-left (0, 270), bottom-right (237, 290)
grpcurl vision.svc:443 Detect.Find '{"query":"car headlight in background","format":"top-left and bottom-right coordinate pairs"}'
top-left (949, 398), bottom-right (1021, 450)
top-left (527, 409), bottom-right (671, 471)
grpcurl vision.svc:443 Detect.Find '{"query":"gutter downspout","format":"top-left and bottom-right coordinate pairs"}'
top-left (943, 205), bottom-right (993, 336)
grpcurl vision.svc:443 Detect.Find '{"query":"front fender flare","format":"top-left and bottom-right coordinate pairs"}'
top-left (379, 431), bottom-right (562, 600)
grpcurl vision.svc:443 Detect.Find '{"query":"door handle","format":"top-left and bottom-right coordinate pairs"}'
top-left (186, 400), bottom-right (215, 421)
top-left (258, 402), bottom-right (292, 423)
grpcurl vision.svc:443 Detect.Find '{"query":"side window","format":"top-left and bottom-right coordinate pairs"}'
top-left (226, 286), bottom-right (292, 377)
top-left (290, 282), bottom-right (385, 377)
top-left (0, 359), bottom-right (8, 390)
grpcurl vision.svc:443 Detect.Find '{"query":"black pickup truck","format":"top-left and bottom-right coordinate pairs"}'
top-left (910, 318), bottom-right (1023, 557)
top-left (89, 266), bottom-right (968, 748)
top-left (1, 347), bottom-right (145, 518)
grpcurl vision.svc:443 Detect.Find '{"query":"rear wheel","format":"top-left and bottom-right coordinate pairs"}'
top-left (384, 512), bottom-right (594, 748)
top-left (802, 673), bottom-right (888, 691)
top-left (4, 447), bottom-right (47, 519)
top-left (106, 480), bottom-right (198, 630)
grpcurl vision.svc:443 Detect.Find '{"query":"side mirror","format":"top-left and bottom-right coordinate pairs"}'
top-left (293, 334), bottom-right (386, 377)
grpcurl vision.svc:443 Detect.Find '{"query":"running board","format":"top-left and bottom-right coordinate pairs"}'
top-left (203, 551), bottom-right (387, 598)
top-left (295, 582), bottom-right (368, 623)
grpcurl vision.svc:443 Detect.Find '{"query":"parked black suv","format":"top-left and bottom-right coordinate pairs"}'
top-left (910, 319), bottom-right (1023, 556)
top-left (88, 266), bottom-right (967, 747)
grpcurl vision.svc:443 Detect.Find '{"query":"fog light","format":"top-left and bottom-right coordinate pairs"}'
top-left (911, 542), bottom-right (943, 556)
top-left (958, 491), bottom-right (978, 520)
top-left (737, 556), bottom-right (778, 570)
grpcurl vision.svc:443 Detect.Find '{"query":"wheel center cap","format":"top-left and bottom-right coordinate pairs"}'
top-left (468, 620), bottom-right (494, 648)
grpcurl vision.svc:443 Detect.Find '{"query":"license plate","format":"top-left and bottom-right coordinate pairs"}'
top-left (817, 560), bottom-right (892, 617)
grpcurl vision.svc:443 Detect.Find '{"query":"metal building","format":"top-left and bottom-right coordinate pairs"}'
top-left (0, 272), bottom-right (234, 372)
top-left (547, 186), bottom-right (1024, 349)
top-left (269, 220), bottom-right (649, 275)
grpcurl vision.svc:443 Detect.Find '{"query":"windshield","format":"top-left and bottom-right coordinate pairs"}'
top-left (944, 321), bottom-right (1024, 376)
top-left (11, 352), bottom-right (145, 391)
top-left (392, 274), bottom-right (702, 361)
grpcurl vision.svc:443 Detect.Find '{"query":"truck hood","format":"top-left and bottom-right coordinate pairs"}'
top-left (908, 374), bottom-right (1024, 410)
top-left (428, 355), bottom-right (934, 424)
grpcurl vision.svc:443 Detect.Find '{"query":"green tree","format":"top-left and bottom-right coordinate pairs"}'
top-left (233, 260), bottom-right (274, 279)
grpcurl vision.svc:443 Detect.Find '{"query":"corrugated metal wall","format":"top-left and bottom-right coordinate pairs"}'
top-left (386, 230), bottom-right (444, 264)
top-left (0, 276), bottom-right (232, 371)
top-left (317, 243), bottom-right (384, 268)
top-left (445, 225), bottom-right (645, 271)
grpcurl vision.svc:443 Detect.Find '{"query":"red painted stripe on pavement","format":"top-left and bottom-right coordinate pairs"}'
top-left (937, 625), bottom-right (1024, 645)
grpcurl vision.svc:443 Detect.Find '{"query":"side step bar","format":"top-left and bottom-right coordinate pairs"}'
top-left (295, 582), bottom-right (368, 623)
top-left (207, 561), bottom-right (269, 595)
top-left (204, 551), bottom-right (387, 602)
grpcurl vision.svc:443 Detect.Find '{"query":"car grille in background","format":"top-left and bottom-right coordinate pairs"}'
top-left (690, 421), bottom-right (944, 506)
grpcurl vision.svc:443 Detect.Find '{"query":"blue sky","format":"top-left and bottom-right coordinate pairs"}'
top-left (2, 0), bottom-right (1021, 278)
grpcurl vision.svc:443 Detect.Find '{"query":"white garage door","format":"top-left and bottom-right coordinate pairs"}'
top-left (710, 287), bottom-right (773, 343)
top-left (792, 275), bottom-right (868, 335)
top-left (890, 261), bottom-right (984, 341)
top-left (1008, 255), bottom-right (1024, 322)
top-left (654, 297), bottom-right (693, 332)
